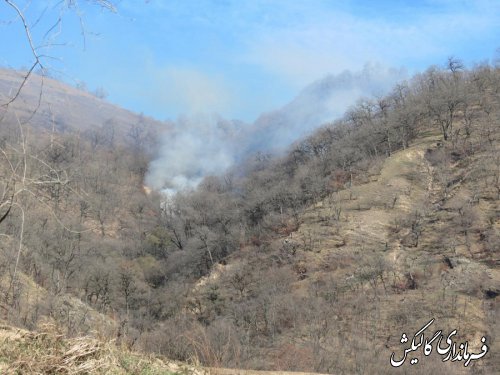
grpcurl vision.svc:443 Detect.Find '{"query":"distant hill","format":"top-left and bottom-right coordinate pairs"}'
top-left (0, 68), bottom-right (168, 137)
top-left (245, 65), bottom-right (405, 154)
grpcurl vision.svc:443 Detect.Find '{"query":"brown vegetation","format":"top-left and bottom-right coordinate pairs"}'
top-left (0, 59), bottom-right (498, 373)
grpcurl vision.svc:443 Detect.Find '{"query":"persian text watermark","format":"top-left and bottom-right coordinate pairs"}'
top-left (390, 318), bottom-right (489, 368)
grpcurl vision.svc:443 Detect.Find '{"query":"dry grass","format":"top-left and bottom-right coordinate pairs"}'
top-left (0, 322), bottom-right (199, 375)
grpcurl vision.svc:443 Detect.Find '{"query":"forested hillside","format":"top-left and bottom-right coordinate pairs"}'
top-left (0, 71), bottom-right (164, 336)
top-left (0, 59), bottom-right (499, 374)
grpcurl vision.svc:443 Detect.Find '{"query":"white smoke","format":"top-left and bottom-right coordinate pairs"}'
top-left (145, 65), bottom-right (406, 192)
top-left (145, 113), bottom-right (243, 191)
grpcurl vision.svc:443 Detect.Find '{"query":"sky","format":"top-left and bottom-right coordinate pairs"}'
top-left (1, 0), bottom-right (499, 123)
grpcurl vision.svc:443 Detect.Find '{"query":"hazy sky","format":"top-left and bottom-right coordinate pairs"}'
top-left (1, 0), bottom-right (499, 122)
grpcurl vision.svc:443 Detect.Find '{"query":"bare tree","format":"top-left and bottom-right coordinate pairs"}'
top-left (0, 0), bottom-right (117, 316)
top-left (1, 0), bottom-right (116, 109)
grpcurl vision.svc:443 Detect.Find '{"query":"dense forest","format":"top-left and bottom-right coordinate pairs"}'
top-left (0, 58), bottom-right (499, 373)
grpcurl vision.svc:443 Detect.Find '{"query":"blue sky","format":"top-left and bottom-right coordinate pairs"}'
top-left (1, 0), bottom-right (499, 122)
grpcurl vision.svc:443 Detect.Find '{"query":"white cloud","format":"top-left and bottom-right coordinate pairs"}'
top-left (239, 1), bottom-right (500, 87)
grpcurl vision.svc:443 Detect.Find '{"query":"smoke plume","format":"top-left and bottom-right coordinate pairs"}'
top-left (145, 64), bottom-right (406, 192)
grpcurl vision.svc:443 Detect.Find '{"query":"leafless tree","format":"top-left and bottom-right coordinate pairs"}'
top-left (0, 0), bottom-right (117, 316)
top-left (1, 0), bottom-right (116, 109)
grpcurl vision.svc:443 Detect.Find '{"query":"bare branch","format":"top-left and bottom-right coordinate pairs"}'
top-left (2, 0), bottom-right (44, 107)
top-left (30, 5), bottom-right (48, 29)
top-left (1, 62), bottom-right (39, 107)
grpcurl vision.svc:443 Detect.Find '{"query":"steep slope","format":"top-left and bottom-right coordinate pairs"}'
top-left (0, 68), bottom-right (167, 357)
top-left (291, 132), bottom-right (498, 370)
top-left (138, 64), bottom-right (499, 373)
top-left (189, 129), bottom-right (498, 373)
